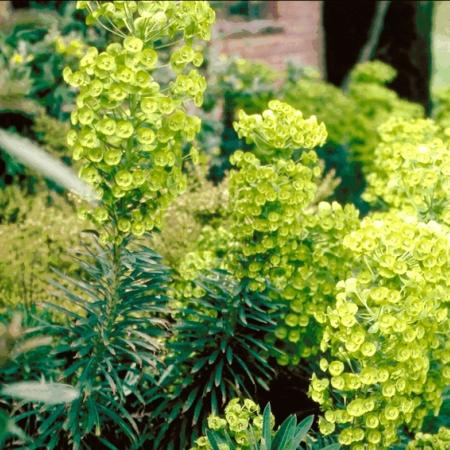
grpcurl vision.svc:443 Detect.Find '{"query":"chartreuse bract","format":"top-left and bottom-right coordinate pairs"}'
top-left (364, 117), bottom-right (450, 226)
top-left (65, 0), bottom-right (214, 242)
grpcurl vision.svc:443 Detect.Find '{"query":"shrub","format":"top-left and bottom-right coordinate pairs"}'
top-left (310, 115), bottom-right (450, 448)
top-left (364, 117), bottom-right (450, 225)
top-left (227, 101), bottom-right (361, 363)
top-left (310, 212), bottom-right (450, 448)
top-left (16, 1), bottom-right (216, 448)
top-left (0, 186), bottom-right (83, 312)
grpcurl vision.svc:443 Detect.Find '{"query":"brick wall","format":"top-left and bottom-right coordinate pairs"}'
top-left (212, 1), bottom-right (324, 72)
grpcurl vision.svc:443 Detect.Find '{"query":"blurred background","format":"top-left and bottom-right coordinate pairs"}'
top-left (212, 0), bottom-right (448, 109)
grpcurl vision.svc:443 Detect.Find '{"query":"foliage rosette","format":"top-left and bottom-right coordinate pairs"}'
top-left (154, 272), bottom-right (282, 448)
top-left (64, 0), bottom-right (215, 240)
top-left (364, 117), bottom-right (450, 226)
top-left (310, 212), bottom-right (450, 449)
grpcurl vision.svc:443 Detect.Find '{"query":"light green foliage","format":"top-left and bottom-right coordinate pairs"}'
top-left (150, 164), bottom-right (229, 268)
top-left (32, 112), bottom-right (70, 157)
top-left (66, 0), bottom-right (215, 239)
top-left (407, 427), bottom-right (450, 450)
top-left (311, 212), bottom-right (450, 449)
top-left (149, 164), bottom-right (230, 313)
top-left (364, 117), bottom-right (450, 225)
top-left (348, 60), bottom-right (397, 85)
top-left (433, 86), bottom-right (450, 134)
top-left (347, 61), bottom-right (424, 170)
top-left (0, 186), bottom-right (84, 311)
top-left (215, 56), bottom-right (278, 113)
top-left (282, 61), bottom-right (423, 172)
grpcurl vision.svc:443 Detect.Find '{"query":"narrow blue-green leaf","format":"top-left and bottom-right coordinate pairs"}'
top-left (261, 403), bottom-right (272, 450)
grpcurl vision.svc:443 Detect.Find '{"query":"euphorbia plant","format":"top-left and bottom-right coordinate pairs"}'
top-left (227, 101), bottom-right (359, 363)
top-left (32, 1), bottom-right (216, 448)
top-left (311, 116), bottom-right (450, 449)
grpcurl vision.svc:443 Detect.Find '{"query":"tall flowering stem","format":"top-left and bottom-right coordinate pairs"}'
top-left (64, 1), bottom-right (215, 241)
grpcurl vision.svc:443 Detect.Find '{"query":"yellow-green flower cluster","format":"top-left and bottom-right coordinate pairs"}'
top-left (271, 201), bottom-right (360, 363)
top-left (347, 61), bottom-right (423, 170)
top-left (65, 1), bottom-right (215, 238)
top-left (407, 427), bottom-right (450, 450)
top-left (364, 117), bottom-right (450, 226)
top-left (282, 74), bottom-right (356, 146)
top-left (228, 149), bottom-right (320, 291)
top-left (311, 212), bottom-right (450, 449)
top-left (229, 101), bottom-right (361, 362)
top-left (190, 398), bottom-right (271, 450)
top-left (233, 100), bottom-right (327, 162)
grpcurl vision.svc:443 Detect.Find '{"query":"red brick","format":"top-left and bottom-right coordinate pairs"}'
top-left (211, 1), bottom-right (324, 71)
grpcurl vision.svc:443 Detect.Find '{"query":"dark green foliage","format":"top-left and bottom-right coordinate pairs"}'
top-left (32, 235), bottom-right (171, 449)
top-left (154, 273), bottom-right (283, 449)
top-left (2, 1), bottom-right (106, 120)
top-left (0, 1), bottom-right (106, 187)
top-left (0, 314), bottom-right (78, 447)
